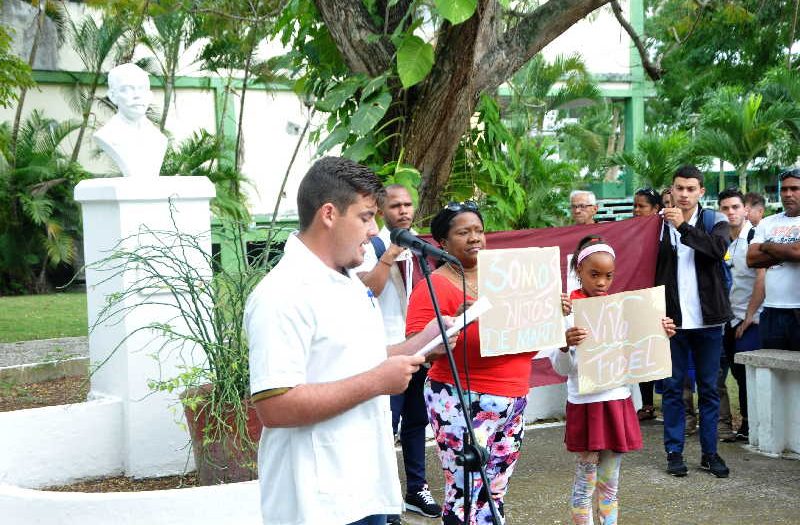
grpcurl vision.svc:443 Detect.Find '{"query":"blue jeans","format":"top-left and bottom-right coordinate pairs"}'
top-left (663, 327), bottom-right (723, 455)
top-left (390, 366), bottom-right (429, 493)
top-left (760, 307), bottom-right (800, 351)
top-left (347, 515), bottom-right (387, 525)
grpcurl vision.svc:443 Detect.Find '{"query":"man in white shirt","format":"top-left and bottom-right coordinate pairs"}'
top-left (747, 169), bottom-right (800, 351)
top-left (246, 157), bottom-right (450, 525)
top-left (717, 189), bottom-right (765, 443)
top-left (355, 185), bottom-right (441, 523)
top-left (655, 165), bottom-right (732, 479)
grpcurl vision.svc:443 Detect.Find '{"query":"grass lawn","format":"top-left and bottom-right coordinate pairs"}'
top-left (0, 292), bottom-right (88, 343)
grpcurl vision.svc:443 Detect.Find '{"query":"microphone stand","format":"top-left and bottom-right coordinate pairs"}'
top-left (417, 255), bottom-right (502, 525)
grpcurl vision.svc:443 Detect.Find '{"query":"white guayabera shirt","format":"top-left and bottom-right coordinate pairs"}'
top-left (246, 234), bottom-right (401, 525)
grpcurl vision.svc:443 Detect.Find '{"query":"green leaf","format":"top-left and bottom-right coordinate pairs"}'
top-left (315, 78), bottom-right (361, 112)
top-left (396, 36), bottom-right (434, 89)
top-left (351, 92), bottom-right (392, 135)
top-left (435, 0), bottom-right (478, 25)
top-left (362, 74), bottom-right (388, 100)
top-left (316, 126), bottom-right (349, 156)
top-left (342, 136), bottom-right (377, 163)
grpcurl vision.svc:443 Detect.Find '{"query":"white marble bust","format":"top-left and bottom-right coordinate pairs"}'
top-left (94, 63), bottom-right (168, 178)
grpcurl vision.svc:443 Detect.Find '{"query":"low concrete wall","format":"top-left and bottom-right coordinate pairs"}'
top-left (526, 383), bottom-right (567, 421)
top-left (0, 357), bottom-right (88, 384)
top-left (0, 396), bottom-right (124, 488)
top-left (736, 349), bottom-right (800, 456)
top-left (0, 481), bottom-right (261, 525)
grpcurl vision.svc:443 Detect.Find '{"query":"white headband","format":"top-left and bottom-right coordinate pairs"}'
top-left (577, 243), bottom-right (616, 265)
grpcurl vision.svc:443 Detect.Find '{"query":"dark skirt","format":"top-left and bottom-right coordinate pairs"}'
top-left (565, 397), bottom-right (643, 453)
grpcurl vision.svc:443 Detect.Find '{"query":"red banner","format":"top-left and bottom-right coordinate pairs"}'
top-left (423, 215), bottom-right (662, 386)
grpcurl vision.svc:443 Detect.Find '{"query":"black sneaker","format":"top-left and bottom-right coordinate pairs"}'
top-left (405, 484), bottom-right (442, 518)
top-left (667, 451), bottom-right (688, 477)
top-left (701, 453), bottom-right (730, 478)
top-left (736, 422), bottom-right (749, 442)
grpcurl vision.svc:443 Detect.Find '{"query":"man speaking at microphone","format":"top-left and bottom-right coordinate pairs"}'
top-left (355, 184), bottom-right (442, 523)
top-left (246, 159), bottom-right (452, 525)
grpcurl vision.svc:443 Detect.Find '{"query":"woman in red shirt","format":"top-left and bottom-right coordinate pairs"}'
top-left (406, 202), bottom-right (534, 525)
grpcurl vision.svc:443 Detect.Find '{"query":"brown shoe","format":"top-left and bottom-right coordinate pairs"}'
top-left (637, 405), bottom-right (656, 421)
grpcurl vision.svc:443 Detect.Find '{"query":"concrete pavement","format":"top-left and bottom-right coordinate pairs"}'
top-left (399, 419), bottom-right (800, 525)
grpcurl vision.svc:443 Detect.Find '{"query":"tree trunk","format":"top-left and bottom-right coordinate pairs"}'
top-left (604, 106), bottom-right (620, 181)
top-left (234, 50), bottom-right (254, 173)
top-left (404, 13), bottom-right (487, 221)
top-left (122, 0), bottom-right (151, 63)
top-left (70, 77), bottom-right (101, 164)
top-left (316, 0), bottom-right (612, 217)
top-left (737, 165), bottom-right (748, 194)
top-left (11, 0), bottom-right (46, 164)
top-left (159, 74), bottom-right (174, 132)
top-left (718, 160), bottom-right (725, 194)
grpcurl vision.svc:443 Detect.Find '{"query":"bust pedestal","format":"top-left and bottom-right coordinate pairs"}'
top-left (74, 176), bottom-right (216, 477)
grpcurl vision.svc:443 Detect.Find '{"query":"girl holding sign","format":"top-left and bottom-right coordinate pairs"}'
top-left (552, 235), bottom-right (676, 525)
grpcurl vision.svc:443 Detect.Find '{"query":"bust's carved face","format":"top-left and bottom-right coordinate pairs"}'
top-left (108, 68), bottom-right (152, 122)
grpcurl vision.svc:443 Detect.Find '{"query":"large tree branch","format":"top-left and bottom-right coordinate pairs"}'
top-left (610, 0), bottom-right (662, 81)
top-left (476, 0), bottom-right (611, 93)
top-left (314, 0), bottom-right (394, 76)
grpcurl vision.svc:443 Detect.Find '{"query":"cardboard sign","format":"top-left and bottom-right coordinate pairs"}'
top-left (573, 286), bottom-right (671, 394)
top-left (478, 247), bottom-right (566, 356)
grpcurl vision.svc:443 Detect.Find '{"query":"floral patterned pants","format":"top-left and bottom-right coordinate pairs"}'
top-left (425, 379), bottom-right (528, 525)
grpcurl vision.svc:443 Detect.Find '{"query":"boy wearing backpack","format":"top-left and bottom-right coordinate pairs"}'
top-left (655, 165), bottom-right (733, 479)
top-left (717, 188), bottom-right (765, 443)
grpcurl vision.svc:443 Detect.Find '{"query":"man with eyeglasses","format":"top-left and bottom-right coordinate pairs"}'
top-left (355, 185), bottom-right (442, 523)
top-left (569, 190), bottom-right (598, 225)
top-left (747, 169), bottom-right (800, 351)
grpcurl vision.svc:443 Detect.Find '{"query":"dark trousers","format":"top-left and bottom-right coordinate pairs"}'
top-left (663, 327), bottom-right (723, 455)
top-left (639, 380), bottom-right (654, 406)
top-left (348, 515), bottom-right (387, 525)
top-left (391, 366), bottom-right (429, 494)
top-left (760, 307), bottom-right (800, 351)
top-left (723, 321), bottom-right (760, 424)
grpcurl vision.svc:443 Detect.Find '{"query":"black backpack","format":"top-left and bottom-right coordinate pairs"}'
top-left (700, 209), bottom-right (733, 292)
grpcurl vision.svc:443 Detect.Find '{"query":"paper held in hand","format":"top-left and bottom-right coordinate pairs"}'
top-left (573, 285), bottom-right (672, 395)
top-left (415, 297), bottom-right (493, 357)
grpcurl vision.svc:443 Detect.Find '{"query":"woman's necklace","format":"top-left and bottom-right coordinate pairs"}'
top-left (445, 262), bottom-right (479, 296)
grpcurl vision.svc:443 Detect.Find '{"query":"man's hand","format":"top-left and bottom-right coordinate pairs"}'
top-left (383, 243), bottom-right (406, 262)
top-left (735, 316), bottom-right (754, 339)
top-left (662, 316), bottom-right (677, 338)
top-left (662, 207), bottom-right (685, 229)
top-left (374, 354), bottom-right (425, 395)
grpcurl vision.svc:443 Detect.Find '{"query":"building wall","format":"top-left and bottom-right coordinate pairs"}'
top-left (541, 3), bottom-right (632, 77)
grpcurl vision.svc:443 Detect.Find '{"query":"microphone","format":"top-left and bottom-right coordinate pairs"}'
top-left (389, 228), bottom-right (461, 266)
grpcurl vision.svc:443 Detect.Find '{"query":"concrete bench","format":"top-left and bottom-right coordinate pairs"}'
top-left (735, 349), bottom-right (800, 456)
